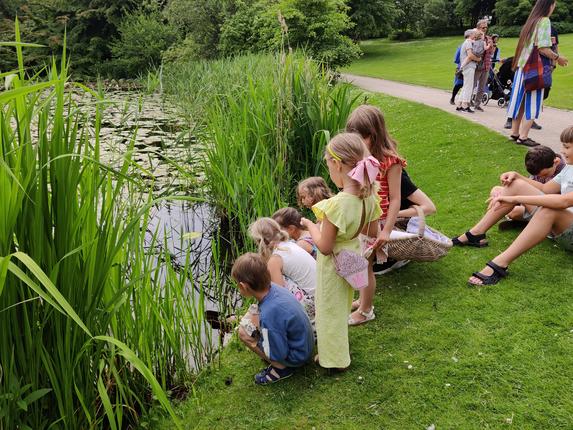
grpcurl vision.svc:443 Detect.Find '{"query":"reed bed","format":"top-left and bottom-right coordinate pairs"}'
top-left (164, 53), bottom-right (362, 247)
top-left (0, 23), bottom-right (216, 428)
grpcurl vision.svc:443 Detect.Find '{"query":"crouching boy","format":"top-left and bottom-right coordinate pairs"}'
top-left (232, 253), bottom-right (314, 385)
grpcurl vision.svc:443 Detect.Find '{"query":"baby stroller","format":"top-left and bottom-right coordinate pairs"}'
top-left (485, 57), bottom-right (515, 108)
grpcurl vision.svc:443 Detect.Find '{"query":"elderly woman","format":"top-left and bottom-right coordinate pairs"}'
top-left (506, 0), bottom-right (568, 147)
top-left (456, 29), bottom-right (481, 113)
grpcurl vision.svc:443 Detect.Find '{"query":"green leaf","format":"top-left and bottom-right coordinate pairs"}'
top-left (94, 336), bottom-right (182, 429)
top-left (17, 399), bottom-right (28, 411)
top-left (23, 388), bottom-right (52, 405)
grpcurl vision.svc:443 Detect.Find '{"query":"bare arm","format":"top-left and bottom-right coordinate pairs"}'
top-left (467, 48), bottom-right (481, 62)
top-left (494, 192), bottom-right (573, 210)
top-left (267, 256), bottom-right (285, 286)
top-left (397, 189), bottom-right (436, 218)
top-left (301, 216), bottom-right (337, 255)
top-left (539, 47), bottom-right (568, 66)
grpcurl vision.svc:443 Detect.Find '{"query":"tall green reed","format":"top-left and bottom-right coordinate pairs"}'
top-left (163, 53), bottom-right (362, 250)
top-left (0, 21), bottom-right (215, 428)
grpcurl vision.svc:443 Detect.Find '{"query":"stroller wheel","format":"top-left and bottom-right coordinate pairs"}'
top-left (497, 98), bottom-right (506, 108)
top-left (482, 93), bottom-right (489, 106)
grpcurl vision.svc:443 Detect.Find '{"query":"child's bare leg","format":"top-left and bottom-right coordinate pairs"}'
top-left (469, 208), bottom-right (573, 283)
top-left (456, 179), bottom-right (541, 243)
top-left (491, 186), bottom-right (525, 220)
top-left (349, 259), bottom-right (375, 323)
top-left (506, 205), bottom-right (526, 221)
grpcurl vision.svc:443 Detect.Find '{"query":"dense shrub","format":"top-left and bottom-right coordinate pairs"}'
top-left (489, 22), bottom-right (573, 38)
top-left (346, 0), bottom-right (397, 40)
top-left (217, 0), bottom-right (361, 68)
top-left (389, 29), bottom-right (424, 41)
top-left (487, 24), bottom-right (521, 37)
top-left (111, 9), bottom-right (178, 77)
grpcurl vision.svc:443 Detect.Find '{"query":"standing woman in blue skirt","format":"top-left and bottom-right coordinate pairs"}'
top-left (506, 0), bottom-right (568, 147)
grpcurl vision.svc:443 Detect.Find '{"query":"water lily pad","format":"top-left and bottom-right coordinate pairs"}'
top-left (183, 232), bottom-right (202, 241)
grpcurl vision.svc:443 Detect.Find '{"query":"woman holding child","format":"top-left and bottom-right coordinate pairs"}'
top-left (506, 0), bottom-right (568, 146)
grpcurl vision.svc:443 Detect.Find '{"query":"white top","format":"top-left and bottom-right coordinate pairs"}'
top-left (552, 164), bottom-right (573, 212)
top-left (273, 241), bottom-right (316, 296)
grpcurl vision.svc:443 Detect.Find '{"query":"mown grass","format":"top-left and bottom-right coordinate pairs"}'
top-left (343, 34), bottom-right (573, 110)
top-left (157, 93), bottom-right (573, 429)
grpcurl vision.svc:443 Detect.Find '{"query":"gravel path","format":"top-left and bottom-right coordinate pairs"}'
top-left (343, 73), bottom-right (573, 153)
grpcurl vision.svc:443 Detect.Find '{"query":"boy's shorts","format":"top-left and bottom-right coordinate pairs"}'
top-left (554, 221), bottom-right (573, 252)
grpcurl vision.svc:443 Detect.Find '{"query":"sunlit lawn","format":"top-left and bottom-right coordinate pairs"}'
top-left (158, 93), bottom-right (573, 429)
top-left (343, 34), bottom-right (573, 110)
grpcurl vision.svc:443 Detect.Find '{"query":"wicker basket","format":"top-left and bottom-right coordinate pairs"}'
top-left (387, 206), bottom-right (452, 262)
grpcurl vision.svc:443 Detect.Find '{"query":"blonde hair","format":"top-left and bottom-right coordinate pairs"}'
top-left (248, 217), bottom-right (289, 261)
top-left (296, 177), bottom-right (333, 207)
top-left (326, 132), bottom-right (376, 199)
top-left (561, 126), bottom-right (573, 144)
top-left (346, 105), bottom-right (402, 168)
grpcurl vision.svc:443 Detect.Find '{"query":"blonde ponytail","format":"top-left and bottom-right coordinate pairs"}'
top-left (248, 217), bottom-right (290, 260)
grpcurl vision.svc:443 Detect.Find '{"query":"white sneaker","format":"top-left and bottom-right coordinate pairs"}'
top-left (373, 259), bottom-right (410, 275)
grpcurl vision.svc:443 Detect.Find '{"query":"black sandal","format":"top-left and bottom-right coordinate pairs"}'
top-left (468, 261), bottom-right (508, 287)
top-left (452, 231), bottom-right (488, 248)
top-left (516, 138), bottom-right (539, 147)
top-left (509, 134), bottom-right (519, 141)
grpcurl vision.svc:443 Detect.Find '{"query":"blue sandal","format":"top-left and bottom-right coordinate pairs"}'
top-left (254, 365), bottom-right (294, 385)
top-left (468, 261), bottom-right (508, 286)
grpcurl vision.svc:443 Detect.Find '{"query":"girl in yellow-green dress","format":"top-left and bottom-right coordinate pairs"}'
top-left (301, 133), bottom-right (381, 370)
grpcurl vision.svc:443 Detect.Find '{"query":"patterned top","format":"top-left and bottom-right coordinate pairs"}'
top-left (480, 43), bottom-right (495, 71)
top-left (376, 156), bottom-right (407, 219)
top-left (517, 17), bottom-right (552, 69)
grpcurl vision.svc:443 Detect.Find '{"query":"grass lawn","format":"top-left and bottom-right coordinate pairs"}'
top-left (157, 93), bottom-right (573, 430)
top-left (343, 35), bottom-right (573, 111)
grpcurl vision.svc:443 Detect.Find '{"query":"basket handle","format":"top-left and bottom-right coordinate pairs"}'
top-left (412, 205), bottom-right (426, 238)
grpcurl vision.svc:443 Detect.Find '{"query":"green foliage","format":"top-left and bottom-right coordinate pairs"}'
top-left (164, 0), bottom-right (224, 59)
top-left (454, 0), bottom-right (495, 26)
top-left (423, 0), bottom-right (462, 35)
top-left (111, 8), bottom-right (178, 77)
top-left (346, 0), bottom-right (397, 40)
top-left (390, 0), bottom-right (426, 40)
top-left (0, 23), bottom-right (214, 428)
top-left (494, 0), bottom-right (534, 26)
top-left (163, 52), bottom-right (359, 244)
top-left (270, 0), bottom-right (361, 67)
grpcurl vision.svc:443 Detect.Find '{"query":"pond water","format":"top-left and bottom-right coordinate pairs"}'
top-left (94, 89), bottom-right (239, 362)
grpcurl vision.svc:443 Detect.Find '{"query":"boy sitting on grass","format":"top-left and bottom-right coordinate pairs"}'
top-left (498, 145), bottom-right (565, 228)
top-left (465, 126), bottom-right (573, 286)
top-left (453, 144), bottom-right (565, 246)
top-left (232, 253), bottom-right (314, 385)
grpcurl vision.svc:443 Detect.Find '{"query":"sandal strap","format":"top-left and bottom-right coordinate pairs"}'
top-left (485, 260), bottom-right (508, 277)
top-left (358, 307), bottom-right (374, 318)
top-left (466, 231), bottom-right (486, 242)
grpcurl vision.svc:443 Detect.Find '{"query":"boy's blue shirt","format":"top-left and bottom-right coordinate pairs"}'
top-left (257, 284), bottom-right (314, 366)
